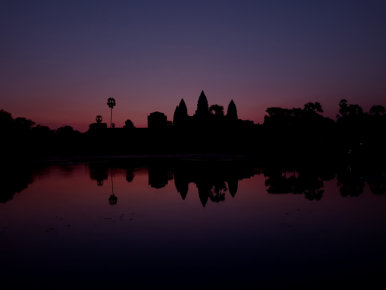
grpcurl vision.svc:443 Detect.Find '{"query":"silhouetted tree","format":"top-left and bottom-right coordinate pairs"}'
top-left (369, 105), bottom-right (386, 117)
top-left (31, 125), bottom-right (54, 138)
top-left (123, 119), bottom-right (134, 129)
top-left (0, 109), bottom-right (13, 125)
top-left (336, 99), bottom-right (367, 159)
top-left (15, 117), bottom-right (35, 131)
top-left (56, 126), bottom-right (77, 136)
top-left (107, 97), bottom-right (116, 128)
top-left (304, 102), bottom-right (323, 113)
top-left (337, 99), bottom-right (363, 119)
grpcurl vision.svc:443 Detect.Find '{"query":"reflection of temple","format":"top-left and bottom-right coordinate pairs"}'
top-left (173, 163), bottom-right (256, 207)
top-left (89, 164), bottom-right (108, 186)
top-left (148, 166), bottom-right (173, 189)
top-left (87, 161), bottom-right (256, 207)
top-left (84, 162), bottom-right (386, 206)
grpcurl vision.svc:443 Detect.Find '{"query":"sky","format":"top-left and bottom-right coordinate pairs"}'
top-left (1, 0), bottom-right (386, 131)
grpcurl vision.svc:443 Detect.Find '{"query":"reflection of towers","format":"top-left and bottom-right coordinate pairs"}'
top-left (126, 168), bottom-right (134, 183)
top-left (174, 171), bottom-right (189, 200)
top-left (172, 164), bottom-right (252, 207)
top-left (208, 181), bottom-right (227, 202)
top-left (109, 169), bottom-right (117, 205)
top-left (227, 179), bottom-right (238, 198)
top-left (197, 181), bottom-right (210, 207)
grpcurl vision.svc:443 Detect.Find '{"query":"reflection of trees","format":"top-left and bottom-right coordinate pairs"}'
top-left (367, 175), bottom-right (386, 195)
top-left (337, 167), bottom-right (365, 197)
top-left (208, 181), bottom-right (227, 202)
top-left (0, 165), bottom-right (35, 203)
top-left (264, 168), bottom-right (326, 201)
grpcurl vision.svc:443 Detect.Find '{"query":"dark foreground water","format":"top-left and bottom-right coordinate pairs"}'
top-left (1, 161), bottom-right (386, 289)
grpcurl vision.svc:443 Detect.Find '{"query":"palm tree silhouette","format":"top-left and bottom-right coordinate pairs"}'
top-left (107, 97), bottom-right (116, 128)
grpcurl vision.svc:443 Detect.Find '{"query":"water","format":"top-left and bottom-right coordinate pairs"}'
top-left (1, 162), bottom-right (385, 289)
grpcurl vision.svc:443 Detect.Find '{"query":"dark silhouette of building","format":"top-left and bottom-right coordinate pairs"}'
top-left (209, 104), bottom-right (224, 119)
top-left (226, 100), bottom-right (238, 121)
top-left (148, 111), bottom-right (167, 129)
top-left (194, 90), bottom-right (209, 121)
top-left (89, 115), bottom-right (107, 131)
top-left (173, 99), bottom-right (189, 127)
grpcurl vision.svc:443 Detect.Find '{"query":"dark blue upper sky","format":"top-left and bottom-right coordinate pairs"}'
top-left (1, 0), bottom-right (385, 130)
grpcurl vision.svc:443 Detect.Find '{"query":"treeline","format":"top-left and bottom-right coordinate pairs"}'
top-left (0, 109), bottom-right (82, 158)
top-left (1, 94), bottom-right (385, 163)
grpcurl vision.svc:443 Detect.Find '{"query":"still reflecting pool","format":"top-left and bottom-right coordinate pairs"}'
top-left (1, 162), bottom-right (386, 289)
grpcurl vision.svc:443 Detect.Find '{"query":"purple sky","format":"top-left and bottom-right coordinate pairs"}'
top-left (1, 0), bottom-right (386, 131)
